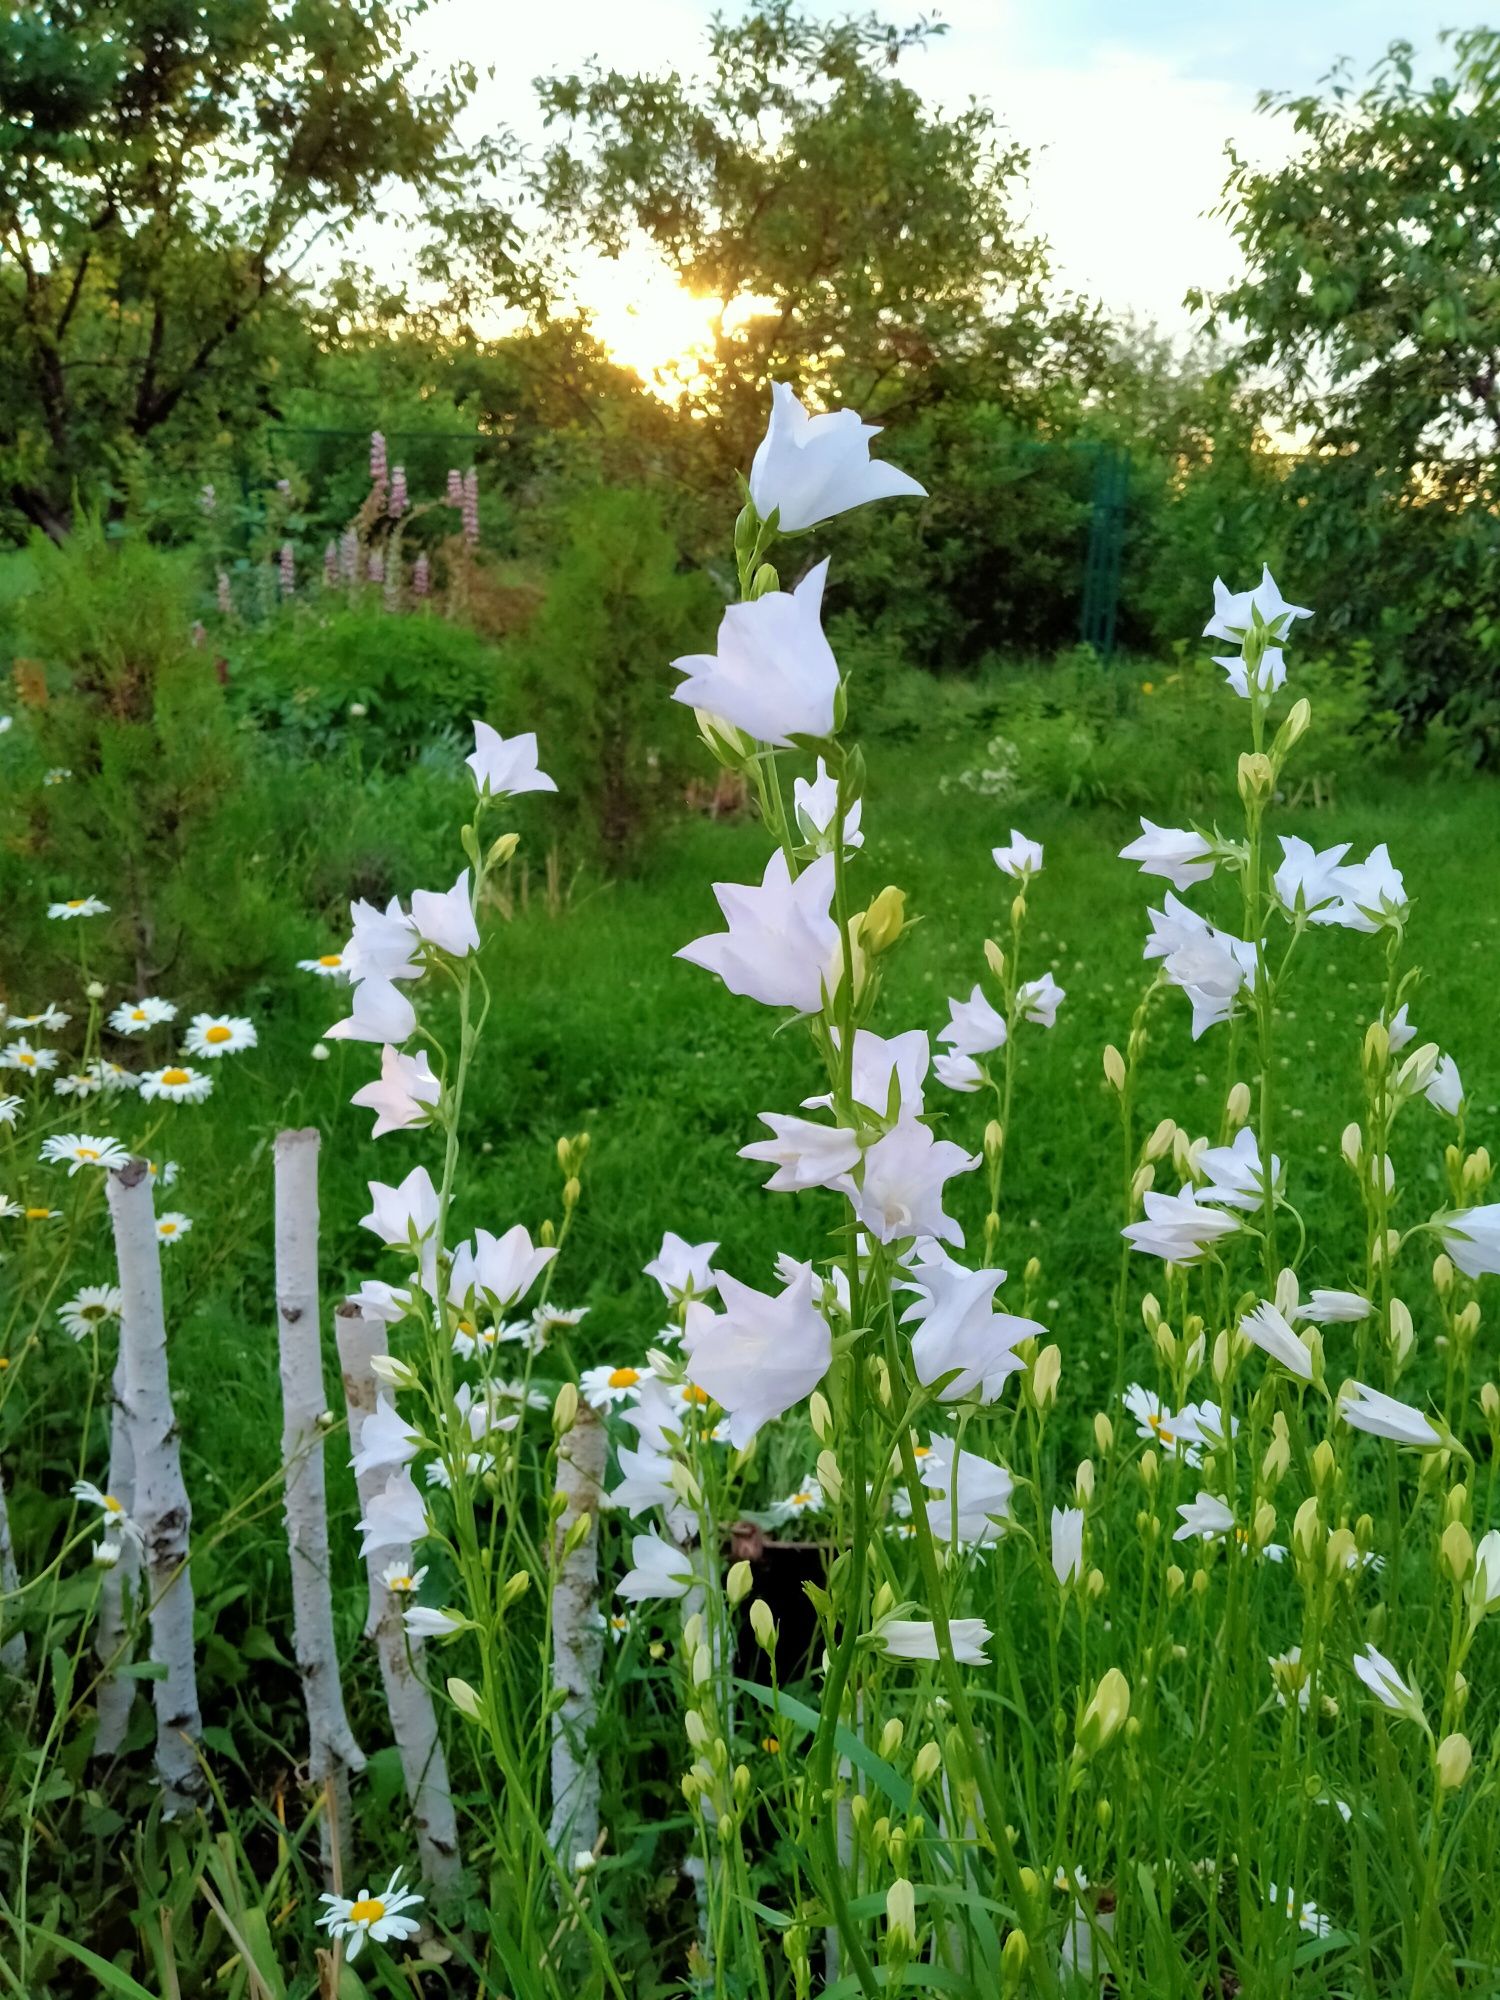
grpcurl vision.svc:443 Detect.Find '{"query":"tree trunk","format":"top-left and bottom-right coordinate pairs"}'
top-left (93, 1354), bottom-right (142, 1759)
top-left (548, 1403), bottom-right (606, 1862)
top-left (106, 1159), bottom-right (204, 1815)
top-left (334, 1304), bottom-right (461, 1893)
top-left (275, 1130), bottom-right (364, 1884)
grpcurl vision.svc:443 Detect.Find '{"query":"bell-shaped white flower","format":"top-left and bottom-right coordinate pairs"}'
top-left (1239, 1301), bottom-right (1313, 1381)
top-left (351, 1045), bottom-right (441, 1137)
top-left (748, 381), bottom-right (925, 532)
top-left (1203, 566), bottom-right (1311, 643)
top-left (343, 896), bottom-right (421, 983)
top-left (351, 1395), bottom-right (421, 1477)
top-left (681, 1261), bottom-right (831, 1447)
top-left (1120, 818), bottom-right (1214, 891)
top-left (328, 976), bottom-right (417, 1047)
top-left (450, 1224), bottom-right (556, 1312)
top-left (1438, 1202), bottom-right (1500, 1279)
top-left (899, 1253), bottom-right (1038, 1402)
top-left (1273, 835), bottom-right (1350, 915)
top-left (466, 721), bottom-right (556, 798)
top-left (616, 1530), bottom-right (698, 1603)
top-left (1144, 893), bottom-right (1257, 1038)
top-left (877, 1617), bottom-right (991, 1665)
top-left (1051, 1505), bottom-right (1085, 1585)
top-left (643, 1231), bottom-right (720, 1303)
top-left (1339, 1381), bottom-right (1442, 1448)
top-left (677, 849), bottom-right (840, 1014)
top-left (1213, 646), bottom-right (1286, 698)
top-left (1424, 1054), bottom-right (1464, 1117)
top-left (992, 829), bottom-right (1043, 879)
top-left (933, 1051), bottom-right (985, 1093)
top-left (1016, 971), bottom-right (1066, 1029)
top-left (938, 985), bottom-right (1007, 1058)
top-left (409, 870), bottom-right (480, 957)
top-left (804, 1027), bottom-right (929, 1118)
top-left (1352, 1643), bottom-right (1425, 1724)
top-left (356, 1468), bottom-right (428, 1557)
top-left (672, 561), bottom-right (840, 747)
top-left (739, 1111), bottom-right (862, 1192)
top-left (1173, 1491), bottom-right (1236, 1542)
top-left (1312, 844), bottom-right (1408, 933)
top-left (1196, 1127), bottom-right (1281, 1211)
top-left (793, 756), bottom-right (863, 853)
top-left (1292, 1287), bottom-right (1372, 1324)
top-left (359, 1166), bottom-right (440, 1245)
top-left (1122, 1186), bottom-right (1240, 1264)
top-left (919, 1435), bottom-right (1013, 1545)
top-left (840, 1118), bottom-right (978, 1247)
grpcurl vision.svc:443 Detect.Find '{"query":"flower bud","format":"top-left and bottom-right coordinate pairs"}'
top-left (750, 1599), bottom-right (776, 1652)
top-left (1276, 696), bottom-right (1312, 752)
top-left (85, 979), bottom-right (106, 1002)
top-left (1139, 1447), bottom-right (1158, 1491)
top-left (1325, 1527), bottom-right (1356, 1577)
top-left (1002, 1928), bottom-right (1030, 1987)
top-left (1226, 1081), bottom-right (1251, 1128)
top-left (984, 1119), bottom-right (1004, 1166)
top-left (1031, 1343), bottom-right (1061, 1410)
top-left (1103, 1044), bottom-right (1126, 1091)
top-left (1293, 1495), bottom-right (1322, 1560)
top-left (487, 830), bottom-right (520, 868)
top-left (1341, 1122), bottom-right (1363, 1172)
top-left (912, 1741), bottom-right (942, 1786)
top-left (1076, 1667), bottom-right (1131, 1758)
top-left (1362, 1021), bottom-right (1391, 1074)
top-left (809, 1390), bottom-right (832, 1444)
top-left (726, 1559), bottom-right (753, 1606)
top-left (1145, 1119), bottom-right (1176, 1163)
top-left (1482, 1382), bottom-right (1500, 1426)
top-left (885, 1879), bottom-right (917, 1953)
top-left (1253, 1500), bottom-right (1277, 1549)
top-left (878, 1717), bottom-right (905, 1760)
top-left (1141, 1293), bottom-right (1161, 1333)
top-left (1094, 1412), bottom-right (1114, 1455)
top-left (447, 1676), bottom-right (483, 1721)
top-left (1236, 750), bottom-right (1274, 804)
top-left (1442, 1520), bottom-right (1473, 1585)
top-left (1076, 1459), bottom-right (1095, 1505)
top-left (1437, 1732), bottom-right (1472, 1790)
top-left (369, 1352), bottom-right (420, 1391)
top-left (816, 1448), bottom-right (843, 1504)
top-left (553, 1382), bottom-right (578, 1434)
top-left (1433, 1253), bottom-right (1455, 1298)
top-left (984, 937), bottom-right (1006, 980)
top-left (1311, 1439), bottom-right (1337, 1491)
top-left (860, 886), bottom-right (906, 955)
top-left (1165, 1563), bottom-right (1185, 1598)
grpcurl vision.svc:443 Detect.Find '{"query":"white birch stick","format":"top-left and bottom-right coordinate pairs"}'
top-left (0, 1459), bottom-right (25, 1675)
top-left (106, 1158), bottom-right (204, 1814)
top-left (334, 1303), bottom-right (461, 1892)
top-left (93, 1354), bottom-right (141, 1758)
top-left (275, 1130), bottom-right (364, 1883)
top-left (548, 1402), bottom-right (606, 1860)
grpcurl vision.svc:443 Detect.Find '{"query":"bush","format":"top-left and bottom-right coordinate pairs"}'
top-left (223, 602), bottom-right (509, 763)
top-left (502, 486), bottom-right (721, 865)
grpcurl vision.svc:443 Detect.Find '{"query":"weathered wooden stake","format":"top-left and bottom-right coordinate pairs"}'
top-left (275, 1129), bottom-right (364, 1883)
top-left (93, 1354), bottom-right (141, 1759)
top-left (548, 1402), bottom-right (606, 1861)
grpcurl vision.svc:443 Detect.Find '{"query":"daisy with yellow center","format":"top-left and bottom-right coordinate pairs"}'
top-left (769, 1478), bottom-right (826, 1524)
top-left (47, 895), bottom-right (109, 920)
top-left (580, 1362), bottom-right (645, 1410)
top-left (25, 1207), bottom-right (60, 1222)
top-left (2, 1042), bottom-right (59, 1074)
top-left (380, 1563), bottom-right (429, 1596)
top-left (39, 1132), bottom-right (130, 1176)
top-left (183, 1013), bottom-right (257, 1059)
top-left (108, 996), bottom-right (177, 1035)
top-left (71, 1480), bottom-right (144, 1547)
top-left (316, 1872), bottom-right (423, 1960)
top-left (59, 1285), bottom-right (124, 1341)
top-left (140, 1064), bottom-right (213, 1104)
top-left (298, 952), bottom-right (351, 979)
top-left (155, 1212), bottom-right (192, 1245)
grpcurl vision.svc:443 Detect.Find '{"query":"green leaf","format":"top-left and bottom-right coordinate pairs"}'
top-left (25, 1930), bottom-right (160, 2000)
top-left (117, 1659), bottom-right (170, 1681)
top-left (733, 1680), bottom-right (913, 1811)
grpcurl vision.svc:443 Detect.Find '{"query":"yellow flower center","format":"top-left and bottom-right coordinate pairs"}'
top-left (912, 1445), bottom-right (931, 1459)
top-left (790, 1492), bottom-right (811, 1508)
top-left (682, 1383), bottom-right (710, 1405)
top-left (18, 1054), bottom-right (34, 1067)
top-left (205, 1025), bottom-right (232, 1044)
top-left (103, 1495), bottom-right (122, 1513)
top-left (762, 1735), bottom-right (781, 1754)
top-left (1147, 1413), bottom-right (1175, 1445)
top-left (161, 1068), bottom-right (191, 1086)
top-left (607, 1366), bottom-right (639, 1389)
top-left (389, 1575), bottom-right (414, 1593)
top-left (349, 1897), bottom-right (386, 1926)
top-left (131, 1009), bottom-right (147, 1021)
top-left (159, 1221), bottom-right (178, 1235)
top-left (0, 1357), bottom-right (10, 1370)
top-left (66, 899), bottom-right (85, 910)
top-left (25, 1207), bottom-right (51, 1220)
top-left (77, 1147), bottom-right (99, 1161)
top-left (319, 954), bottom-right (342, 968)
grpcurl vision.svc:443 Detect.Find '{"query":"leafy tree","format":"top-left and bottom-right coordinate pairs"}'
top-left (0, 0), bottom-right (520, 537)
top-left (533, 2), bottom-right (1106, 481)
top-left (1201, 30), bottom-right (1500, 467)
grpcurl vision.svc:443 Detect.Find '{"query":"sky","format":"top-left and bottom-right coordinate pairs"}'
top-left (385, 0), bottom-right (1457, 368)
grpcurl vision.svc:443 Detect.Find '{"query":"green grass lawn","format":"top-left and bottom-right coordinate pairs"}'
top-left (76, 729), bottom-right (1498, 1531)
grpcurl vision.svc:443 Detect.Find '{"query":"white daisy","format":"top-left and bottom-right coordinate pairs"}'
top-left (299, 952), bottom-right (352, 979)
top-left (59, 1285), bottom-right (123, 1341)
top-left (147, 1158), bottom-right (180, 1188)
top-left (316, 1872), bottom-right (423, 1960)
top-left (0, 1195), bottom-right (22, 1219)
top-left (1123, 1382), bottom-right (1203, 1464)
top-left (2, 1042), bottom-right (59, 1075)
top-left (86, 1059), bottom-right (140, 1093)
top-left (16, 1005), bottom-right (69, 1031)
top-left (768, 1480), bottom-right (826, 1524)
top-left (108, 997), bottom-right (178, 1034)
top-left (183, 1013), bottom-right (257, 1058)
top-left (1267, 1884), bottom-right (1331, 1938)
top-left (155, 1212), bottom-right (192, 1245)
top-left (580, 1363), bottom-right (645, 1409)
top-left (53, 1073), bottom-right (103, 1100)
top-left (379, 1563), bottom-right (429, 1596)
top-left (39, 1133), bottom-right (130, 1176)
top-left (0, 1096), bottom-right (22, 1126)
top-left (70, 1480), bottom-right (144, 1547)
top-left (42, 767), bottom-right (71, 785)
top-left (47, 896), bottom-right (109, 920)
top-left (140, 1065), bottom-right (213, 1104)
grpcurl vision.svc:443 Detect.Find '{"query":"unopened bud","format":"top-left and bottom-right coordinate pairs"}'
top-left (1030, 1343), bottom-right (1061, 1410)
top-left (1094, 1413), bottom-right (1114, 1454)
top-left (984, 938), bottom-right (1005, 981)
top-left (1433, 1253), bottom-right (1455, 1298)
top-left (1341, 1122), bottom-right (1363, 1172)
top-left (810, 1390), bottom-right (832, 1444)
top-left (1437, 1732), bottom-right (1472, 1790)
top-left (1103, 1044), bottom-right (1126, 1092)
top-left (1076, 1667), bottom-right (1131, 1758)
top-left (1442, 1520), bottom-right (1474, 1585)
top-left (1253, 1500), bottom-right (1277, 1549)
top-left (1145, 1117), bottom-right (1176, 1163)
top-left (750, 1599), bottom-right (776, 1652)
top-left (885, 1878), bottom-right (917, 1952)
top-left (553, 1382), bottom-right (579, 1434)
top-left (1076, 1459), bottom-right (1095, 1505)
top-left (1237, 750), bottom-right (1274, 804)
top-left (860, 885), bottom-right (906, 955)
top-left (1225, 1081), bottom-right (1251, 1127)
top-left (447, 1676), bottom-right (483, 1722)
top-left (912, 1742), bottom-right (942, 1786)
top-left (726, 1559), bottom-right (753, 1606)
top-left (816, 1448), bottom-right (842, 1504)
top-left (1002, 1928), bottom-right (1030, 1985)
top-left (879, 1718), bottom-right (905, 1759)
